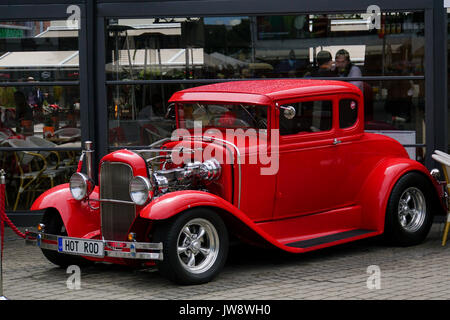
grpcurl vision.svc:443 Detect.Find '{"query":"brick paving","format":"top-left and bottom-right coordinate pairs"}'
top-left (2, 223), bottom-right (450, 300)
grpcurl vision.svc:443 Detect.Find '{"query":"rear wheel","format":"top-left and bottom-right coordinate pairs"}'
top-left (384, 172), bottom-right (434, 246)
top-left (40, 210), bottom-right (93, 268)
top-left (153, 208), bottom-right (228, 285)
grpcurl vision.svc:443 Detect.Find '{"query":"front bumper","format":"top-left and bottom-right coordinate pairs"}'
top-left (25, 231), bottom-right (163, 261)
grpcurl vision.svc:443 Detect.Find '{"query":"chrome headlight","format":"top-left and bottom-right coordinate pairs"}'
top-left (69, 172), bottom-right (94, 200)
top-left (129, 176), bottom-right (152, 205)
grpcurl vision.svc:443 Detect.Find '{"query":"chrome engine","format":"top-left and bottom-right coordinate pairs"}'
top-left (146, 156), bottom-right (222, 194)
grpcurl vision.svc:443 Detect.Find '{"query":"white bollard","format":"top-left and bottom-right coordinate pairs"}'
top-left (0, 169), bottom-right (8, 300)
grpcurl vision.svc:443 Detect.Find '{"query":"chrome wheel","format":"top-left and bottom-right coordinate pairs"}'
top-left (397, 187), bottom-right (426, 233)
top-left (177, 218), bottom-right (220, 274)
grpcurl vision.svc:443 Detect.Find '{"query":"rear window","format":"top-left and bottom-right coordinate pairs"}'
top-left (339, 99), bottom-right (358, 129)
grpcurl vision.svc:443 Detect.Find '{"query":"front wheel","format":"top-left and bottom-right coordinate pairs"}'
top-left (153, 208), bottom-right (229, 285)
top-left (384, 172), bottom-right (434, 246)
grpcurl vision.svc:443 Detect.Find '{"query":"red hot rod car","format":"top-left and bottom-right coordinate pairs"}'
top-left (26, 79), bottom-right (446, 284)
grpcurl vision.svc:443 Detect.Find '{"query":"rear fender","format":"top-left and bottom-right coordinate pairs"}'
top-left (140, 190), bottom-right (288, 251)
top-left (358, 158), bottom-right (443, 232)
top-left (30, 183), bottom-right (100, 238)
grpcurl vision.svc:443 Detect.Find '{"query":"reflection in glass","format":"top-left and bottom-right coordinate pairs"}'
top-left (0, 85), bottom-right (81, 137)
top-left (361, 80), bottom-right (425, 162)
top-left (0, 20), bottom-right (79, 82)
top-left (1, 148), bottom-right (82, 211)
top-left (107, 84), bottom-right (183, 146)
top-left (105, 12), bottom-right (424, 81)
top-left (0, 20), bottom-right (81, 211)
top-left (0, 84), bottom-right (81, 211)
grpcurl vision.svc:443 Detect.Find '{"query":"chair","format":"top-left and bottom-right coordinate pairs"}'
top-left (7, 139), bottom-right (48, 211)
top-left (431, 150), bottom-right (450, 246)
top-left (26, 136), bottom-right (61, 168)
top-left (54, 127), bottom-right (81, 143)
top-left (0, 131), bottom-right (9, 141)
top-left (26, 136), bottom-right (68, 178)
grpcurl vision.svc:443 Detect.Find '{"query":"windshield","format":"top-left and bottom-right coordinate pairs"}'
top-left (177, 103), bottom-right (268, 130)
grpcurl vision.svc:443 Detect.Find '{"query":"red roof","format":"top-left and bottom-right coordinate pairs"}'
top-left (169, 79), bottom-right (361, 104)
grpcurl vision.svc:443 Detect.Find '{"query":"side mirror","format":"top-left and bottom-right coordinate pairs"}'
top-left (280, 106), bottom-right (296, 120)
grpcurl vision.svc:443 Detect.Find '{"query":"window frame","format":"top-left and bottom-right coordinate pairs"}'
top-left (276, 94), bottom-right (337, 144)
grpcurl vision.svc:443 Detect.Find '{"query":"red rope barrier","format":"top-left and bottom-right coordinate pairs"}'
top-left (0, 211), bottom-right (25, 239)
top-left (0, 183), bottom-right (25, 240)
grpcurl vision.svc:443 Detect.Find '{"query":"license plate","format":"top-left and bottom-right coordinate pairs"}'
top-left (58, 237), bottom-right (104, 257)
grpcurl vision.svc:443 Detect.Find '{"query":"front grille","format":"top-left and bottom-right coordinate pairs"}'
top-left (100, 162), bottom-right (136, 241)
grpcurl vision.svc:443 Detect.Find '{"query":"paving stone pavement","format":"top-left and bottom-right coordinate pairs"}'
top-left (2, 223), bottom-right (450, 300)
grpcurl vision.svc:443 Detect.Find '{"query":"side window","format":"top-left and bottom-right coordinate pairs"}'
top-left (339, 99), bottom-right (358, 129)
top-left (279, 100), bottom-right (332, 136)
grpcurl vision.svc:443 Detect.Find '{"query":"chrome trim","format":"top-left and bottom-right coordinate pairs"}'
top-left (398, 187), bottom-right (427, 233)
top-left (105, 251), bottom-right (162, 260)
top-left (134, 148), bottom-right (196, 154)
top-left (149, 137), bottom-right (171, 148)
top-left (84, 141), bottom-right (94, 180)
top-left (104, 241), bottom-right (162, 250)
top-left (70, 172), bottom-right (94, 200)
top-left (430, 168), bottom-right (440, 180)
top-left (177, 217), bottom-right (220, 274)
top-left (280, 105), bottom-right (296, 119)
top-left (89, 198), bottom-right (136, 205)
top-left (25, 231), bottom-right (163, 261)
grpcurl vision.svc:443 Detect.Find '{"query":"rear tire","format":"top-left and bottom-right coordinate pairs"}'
top-left (153, 208), bottom-right (228, 285)
top-left (40, 210), bottom-right (93, 268)
top-left (384, 172), bottom-right (434, 246)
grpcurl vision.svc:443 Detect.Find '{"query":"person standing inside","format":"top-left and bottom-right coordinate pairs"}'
top-left (309, 50), bottom-right (336, 77)
top-left (335, 49), bottom-right (363, 91)
top-left (13, 91), bottom-right (33, 135)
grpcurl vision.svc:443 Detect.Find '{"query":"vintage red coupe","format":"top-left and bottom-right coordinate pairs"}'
top-left (26, 79), bottom-right (445, 284)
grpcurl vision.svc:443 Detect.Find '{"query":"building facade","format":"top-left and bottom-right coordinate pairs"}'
top-left (0, 0), bottom-right (448, 218)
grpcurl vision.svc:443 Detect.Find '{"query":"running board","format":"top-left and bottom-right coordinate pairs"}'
top-left (286, 229), bottom-right (376, 249)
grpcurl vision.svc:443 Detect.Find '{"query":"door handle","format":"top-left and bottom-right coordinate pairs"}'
top-left (333, 138), bottom-right (342, 145)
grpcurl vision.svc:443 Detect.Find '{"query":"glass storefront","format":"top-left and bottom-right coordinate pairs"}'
top-left (0, 19), bottom-right (81, 211)
top-left (105, 13), bottom-right (426, 161)
top-left (105, 13), bottom-right (425, 81)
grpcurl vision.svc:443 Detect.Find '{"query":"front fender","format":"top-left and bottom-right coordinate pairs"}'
top-left (30, 183), bottom-right (100, 238)
top-left (358, 157), bottom-right (442, 231)
top-left (139, 190), bottom-right (294, 252)
top-left (140, 190), bottom-right (241, 221)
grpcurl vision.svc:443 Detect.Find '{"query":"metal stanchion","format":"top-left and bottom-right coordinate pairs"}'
top-left (0, 169), bottom-right (8, 300)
